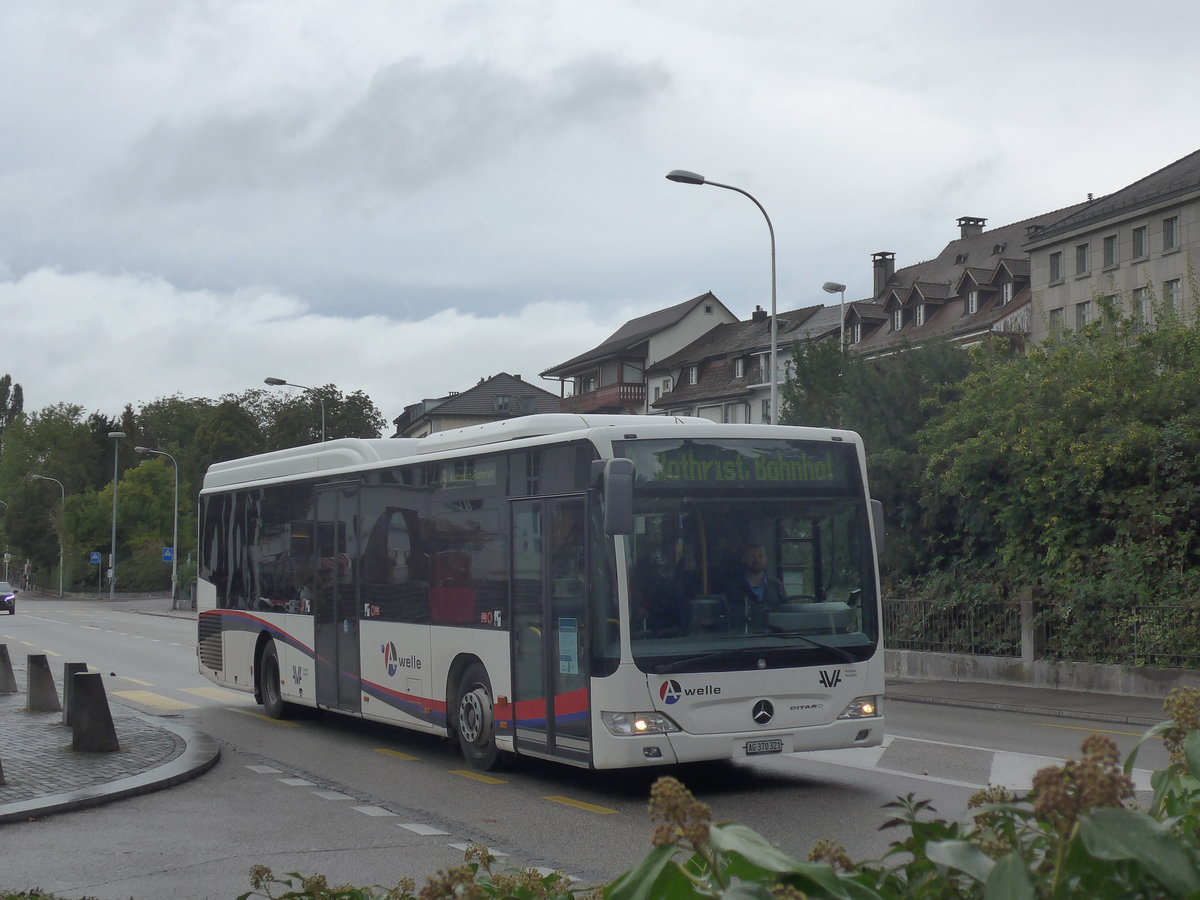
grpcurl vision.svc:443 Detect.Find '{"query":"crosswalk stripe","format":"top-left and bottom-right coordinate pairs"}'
top-left (112, 689), bottom-right (200, 711)
top-left (182, 685), bottom-right (253, 702)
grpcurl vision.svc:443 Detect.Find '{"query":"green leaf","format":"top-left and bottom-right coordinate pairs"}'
top-left (1125, 720), bottom-right (1176, 775)
top-left (1079, 808), bottom-right (1200, 899)
top-left (709, 824), bottom-right (859, 898)
top-left (925, 839), bottom-right (995, 882)
top-left (1185, 729), bottom-right (1200, 779)
top-left (983, 853), bottom-right (1035, 900)
top-left (605, 845), bottom-right (692, 900)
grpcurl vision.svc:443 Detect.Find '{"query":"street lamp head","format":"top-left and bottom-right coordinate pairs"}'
top-left (264, 377), bottom-right (287, 386)
top-left (108, 431), bottom-right (126, 439)
top-left (666, 169), bottom-right (706, 185)
top-left (822, 282), bottom-right (847, 294)
top-left (30, 474), bottom-right (48, 482)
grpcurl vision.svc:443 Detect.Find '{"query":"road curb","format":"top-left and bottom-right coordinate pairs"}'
top-left (885, 691), bottom-right (1164, 729)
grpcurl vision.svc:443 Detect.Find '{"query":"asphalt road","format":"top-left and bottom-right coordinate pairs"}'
top-left (1, 597), bottom-right (1173, 898)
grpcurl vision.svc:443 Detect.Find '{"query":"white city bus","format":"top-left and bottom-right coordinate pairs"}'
top-left (197, 414), bottom-right (885, 770)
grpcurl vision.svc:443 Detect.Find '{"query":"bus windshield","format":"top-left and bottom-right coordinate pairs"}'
top-left (614, 438), bottom-right (879, 674)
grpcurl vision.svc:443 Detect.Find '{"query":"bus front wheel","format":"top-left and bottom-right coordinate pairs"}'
top-left (455, 662), bottom-right (500, 770)
top-left (259, 641), bottom-right (288, 719)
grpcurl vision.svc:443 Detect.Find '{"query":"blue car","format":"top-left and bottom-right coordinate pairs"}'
top-left (0, 581), bottom-right (15, 614)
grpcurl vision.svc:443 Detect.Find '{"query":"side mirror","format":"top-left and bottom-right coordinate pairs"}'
top-left (870, 499), bottom-right (884, 555)
top-left (601, 458), bottom-right (635, 535)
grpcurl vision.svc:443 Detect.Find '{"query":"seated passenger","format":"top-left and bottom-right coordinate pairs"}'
top-left (724, 543), bottom-right (787, 630)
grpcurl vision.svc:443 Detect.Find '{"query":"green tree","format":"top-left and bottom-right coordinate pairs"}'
top-left (264, 384), bottom-right (386, 449)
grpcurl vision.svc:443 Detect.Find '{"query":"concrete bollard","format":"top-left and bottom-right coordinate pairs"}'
top-left (0, 644), bottom-right (15, 693)
top-left (26, 653), bottom-right (62, 712)
top-left (71, 672), bottom-right (120, 752)
top-left (62, 661), bottom-right (89, 725)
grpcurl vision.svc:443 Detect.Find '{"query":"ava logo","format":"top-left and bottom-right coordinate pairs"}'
top-left (659, 679), bottom-right (683, 704)
top-left (818, 669), bottom-right (843, 689)
top-left (381, 642), bottom-right (399, 677)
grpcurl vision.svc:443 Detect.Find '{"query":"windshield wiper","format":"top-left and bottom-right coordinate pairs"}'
top-left (767, 632), bottom-right (858, 663)
top-left (653, 650), bottom-right (749, 674)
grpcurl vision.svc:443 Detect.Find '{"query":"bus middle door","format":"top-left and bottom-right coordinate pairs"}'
top-left (313, 480), bottom-right (362, 713)
top-left (511, 496), bottom-right (590, 765)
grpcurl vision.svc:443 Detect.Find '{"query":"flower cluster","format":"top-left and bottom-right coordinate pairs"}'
top-left (1030, 734), bottom-right (1134, 837)
top-left (648, 776), bottom-right (712, 849)
top-left (807, 837), bottom-right (853, 872)
top-left (1163, 687), bottom-right (1200, 766)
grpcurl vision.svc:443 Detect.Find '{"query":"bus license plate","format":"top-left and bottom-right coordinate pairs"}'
top-left (744, 738), bottom-right (783, 755)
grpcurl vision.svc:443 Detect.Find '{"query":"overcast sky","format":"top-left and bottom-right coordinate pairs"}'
top-left (3, 0), bottom-right (1199, 429)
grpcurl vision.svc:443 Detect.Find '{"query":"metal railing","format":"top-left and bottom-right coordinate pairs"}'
top-left (883, 598), bottom-right (1021, 657)
top-left (883, 598), bottom-right (1200, 669)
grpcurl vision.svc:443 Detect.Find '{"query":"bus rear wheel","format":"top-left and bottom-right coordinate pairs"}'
top-left (455, 662), bottom-right (500, 770)
top-left (259, 641), bottom-right (288, 719)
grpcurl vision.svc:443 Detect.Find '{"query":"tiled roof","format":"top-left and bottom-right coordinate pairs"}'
top-left (540, 292), bottom-right (729, 376)
top-left (1025, 148), bottom-right (1200, 244)
top-left (646, 305), bottom-right (823, 373)
top-left (651, 357), bottom-right (752, 408)
top-left (429, 372), bottom-right (560, 417)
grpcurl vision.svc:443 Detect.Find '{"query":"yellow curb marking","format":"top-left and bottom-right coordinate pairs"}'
top-left (1038, 723), bottom-right (1153, 738)
top-left (112, 689), bottom-right (200, 710)
top-left (117, 675), bottom-right (154, 686)
top-left (375, 748), bottom-right (419, 761)
top-left (449, 769), bottom-right (506, 784)
top-left (42, 649), bottom-right (62, 657)
top-left (182, 685), bottom-right (253, 702)
top-left (544, 795), bottom-right (618, 814)
top-left (227, 706), bottom-right (301, 726)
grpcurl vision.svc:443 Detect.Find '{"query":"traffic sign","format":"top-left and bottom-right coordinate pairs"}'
top-left (162, 547), bottom-right (174, 562)
top-left (90, 551), bottom-right (102, 564)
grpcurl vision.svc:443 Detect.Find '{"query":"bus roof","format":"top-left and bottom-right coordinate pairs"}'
top-left (201, 414), bottom-right (711, 490)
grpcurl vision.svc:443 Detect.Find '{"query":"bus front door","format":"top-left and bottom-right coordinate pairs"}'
top-left (511, 496), bottom-right (591, 766)
top-left (313, 481), bottom-right (362, 713)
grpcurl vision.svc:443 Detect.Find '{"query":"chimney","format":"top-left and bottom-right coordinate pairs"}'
top-left (871, 252), bottom-right (895, 297)
top-left (751, 305), bottom-right (768, 323)
top-left (957, 216), bottom-right (987, 238)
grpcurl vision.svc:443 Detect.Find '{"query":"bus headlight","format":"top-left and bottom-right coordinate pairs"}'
top-left (837, 696), bottom-right (880, 719)
top-left (601, 711), bottom-right (681, 736)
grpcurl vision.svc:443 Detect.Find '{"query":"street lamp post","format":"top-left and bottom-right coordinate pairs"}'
top-left (136, 447), bottom-right (179, 608)
top-left (667, 169), bottom-right (779, 425)
top-left (823, 282), bottom-right (848, 351)
top-left (108, 431), bottom-right (126, 599)
top-left (29, 475), bottom-right (65, 598)
top-left (265, 377), bottom-right (326, 442)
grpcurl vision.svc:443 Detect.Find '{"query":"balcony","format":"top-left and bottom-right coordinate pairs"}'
top-left (561, 382), bottom-right (646, 413)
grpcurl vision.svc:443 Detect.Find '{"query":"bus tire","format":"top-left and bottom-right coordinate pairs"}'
top-left (455, 662), bottom-right (500, 770)
top-left (259, 641), bottom-right (289, 719)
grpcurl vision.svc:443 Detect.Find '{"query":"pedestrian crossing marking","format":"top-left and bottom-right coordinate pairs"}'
top-left (112, 689), bottom-right (200, 711)
top-left (228, 706), bottom-right (301, 726)
top-left (544, 795), bottom-right (618, 814)
top-left (117, 675), bottom-right (154, 686)
top-left (374, 748), bottom-right (419, 761)
top-left (450, 769), bottom-right (505, 784)
top-left (182, 685), bottom-right (254, 703)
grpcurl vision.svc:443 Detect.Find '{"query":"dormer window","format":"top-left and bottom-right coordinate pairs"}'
top-left (1002, 282), bottom-right (1014, 304)
top-left (915, 304), bottom-right (926, 326)
top-left (850, 322), bottom-right (862, 344)
top-left (733, 357), bottom-right (745, 378)
top-left (967, 290), bottom-right (979, 314)
top-left (955, 252), bottom-right (969, 264)
top-left (688, 365), bottom-right (699, 385)
top-left (892, 309), bottom-right (903, 331)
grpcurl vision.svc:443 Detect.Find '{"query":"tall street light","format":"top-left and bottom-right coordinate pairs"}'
top-left (823, 282), bottom-right (848, 352)
top-left (29, 475), bottom-right (65, 598)
top-left (136, 447), bottom-right (179, 608)
top-left (108, 431), bottom-right (126, 599)
top-left (667, 169), bottom-right (779, 425)
top-left (265, 377), bottom-right (326, 442)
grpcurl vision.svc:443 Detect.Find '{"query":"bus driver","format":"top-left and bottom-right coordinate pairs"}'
top-left (724, 543), bottom-right (786, 630)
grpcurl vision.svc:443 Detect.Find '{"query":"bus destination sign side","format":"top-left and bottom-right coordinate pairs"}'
top-left (654, 448), bottom-right (836, 485)
top-left (615, 439), bottom-right (850, 488)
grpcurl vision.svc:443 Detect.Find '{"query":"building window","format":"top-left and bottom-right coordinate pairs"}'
top-left (850, 322), bottom-right (862, 344)
top-left (1132, 287), bottom-right (1149, 331)
top-left (761, 399), bottom-right (770, 423)
top-left (1133, 225), bottom-right (1148, 259)
top-left (1075, 243), bottom-right (1090, 276)
top-left (892, 308), bottom-right (903, 331)
top-left (1164, 216), bottom-right (1180, 251)
top-left (704, 303), bottom-right (714, 314)
top-left (1075, 300), bottom-right (1092, 329)
top-left (1165, 278), bottom-right (1182, 313)
top-left (662, 377), bottom-right (672, 393)
top-left (915, 303), bottom-right (926, 326)
top-left (1049, 307), bottom-right (1064, 335)
top-left (1049, 251), bottom-right (1063, 282)
top-left (967, 290), bottom-right (979, 314)
top-left (687, 365), bottom-right (699, 385)
top-left (1001, 281), bottom-right (1014, 304)
top-left (653, 386), bottom-right (661, 401)
top-left (1103, 235), bottom-right (1118, 268)
top-left (734, 357), bottom-right (745, 378)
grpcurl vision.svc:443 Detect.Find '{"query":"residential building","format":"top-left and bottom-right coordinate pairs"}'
top-left (391, 372), bottom-right (560, 438)
top-left (539, 292), bottom-right (737, 414)
top-left (845, 207), bottom-right (1088, 357)
top-left (1027, 149), bottom-right (1200, 342)
top-left (647, 304), bottom-right (832, 423)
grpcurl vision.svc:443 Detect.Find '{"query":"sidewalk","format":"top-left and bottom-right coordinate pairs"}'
top-left (0, 595), bottom-right (218, 825)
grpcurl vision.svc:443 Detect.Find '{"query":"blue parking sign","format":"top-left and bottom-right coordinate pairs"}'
top-left (162, 547), bottom-right (174, 562)
top-left (89, 551), bottom-right (101, 564)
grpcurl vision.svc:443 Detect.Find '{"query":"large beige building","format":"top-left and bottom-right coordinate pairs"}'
top-left (1027, 149), bottom-right (1200, 342)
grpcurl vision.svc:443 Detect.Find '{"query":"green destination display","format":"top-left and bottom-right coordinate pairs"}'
top-left (613, 439), bottom-right (857, 490)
